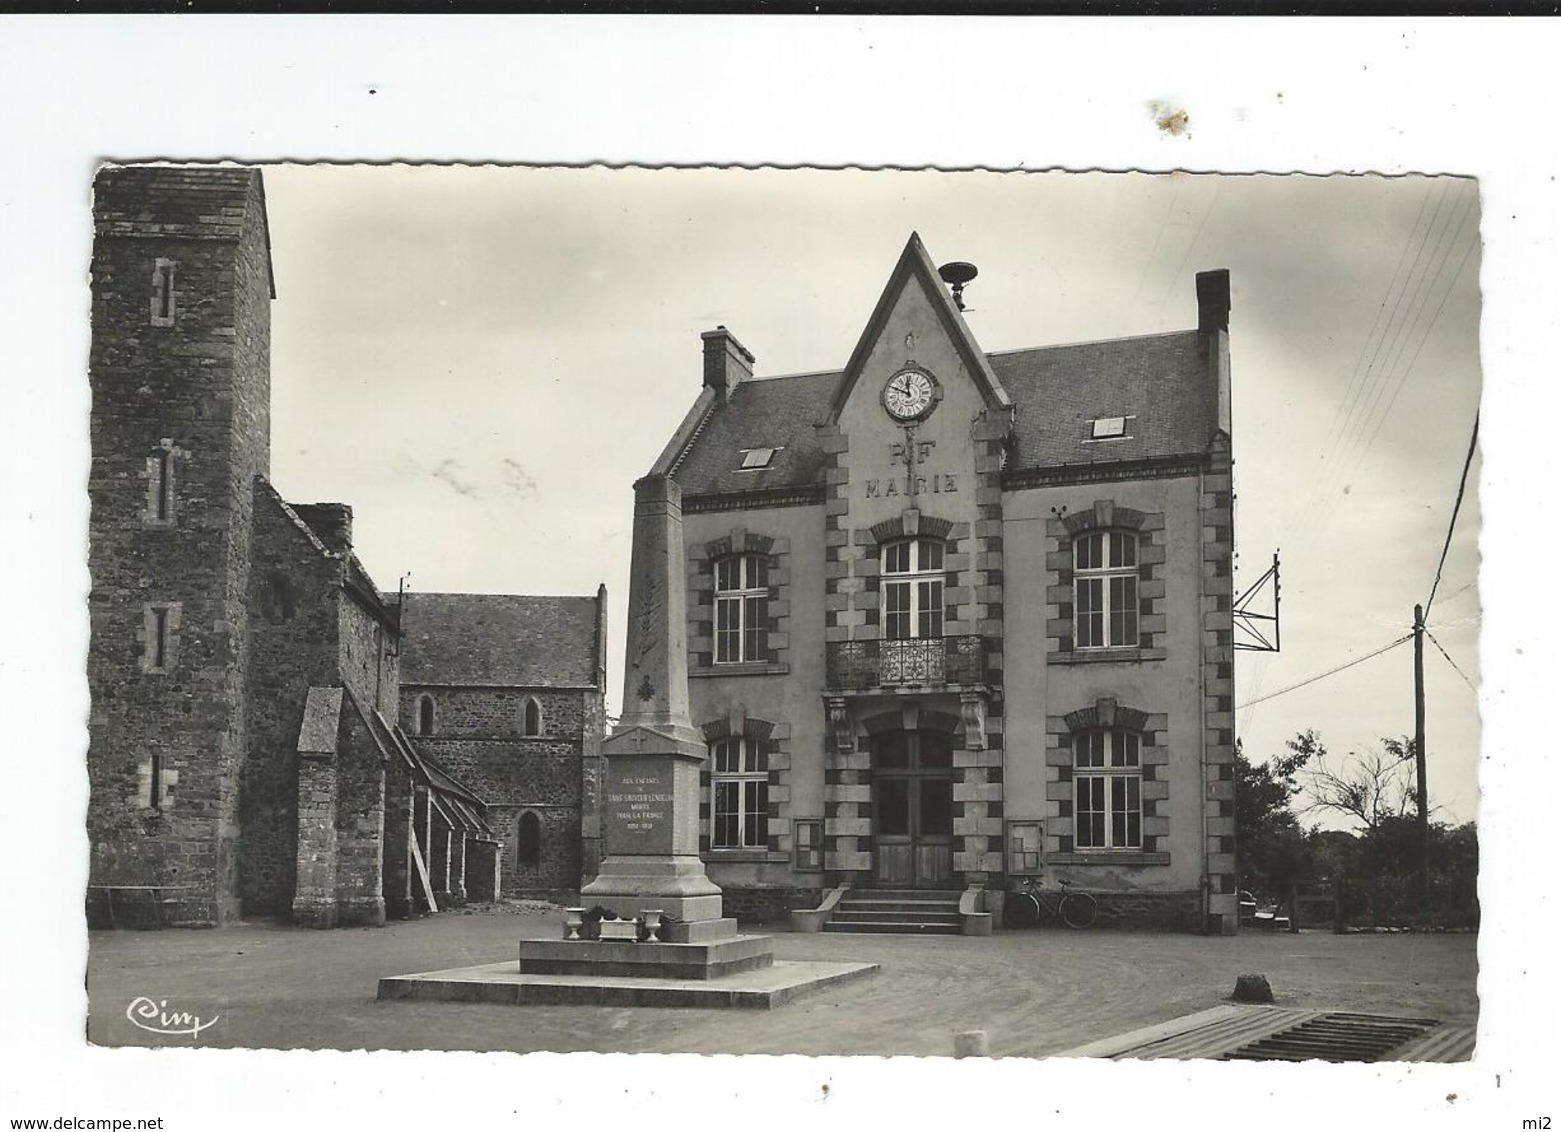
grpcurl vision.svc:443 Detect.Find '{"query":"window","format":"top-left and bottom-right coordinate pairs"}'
top-left (148, 446), bottom-right (173, 522)
top-left (714, 555), bottom-right (767, 663)
top-left (738, 446), bottom-right (780, 469)
top-left (1089, 416), bottom-right (1132, 440)
top-left (142, 603), bottom-right (179, 673)
top-left (517, 811), bottom-right (541, 866)
top-left (137, 752), bottom-right (178, 810)
top-left (151, 258), bottom-right (176, 326)
top-left (882, 538), bottom-right (944, 640)
top-left (417, 695), bottom-right (435, 736)
top-left (523, 697), bottom-right (541, 737)
top-left (1074, 530), bottom-right (1138, 648)
top-left (1074, 730), bottom-right (1142, 849)
top-left (710, 737), bottom-right (767, 849)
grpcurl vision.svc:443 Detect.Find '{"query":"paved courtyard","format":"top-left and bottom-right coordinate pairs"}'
top-left (85, 909), bottom-right (1479, 1058)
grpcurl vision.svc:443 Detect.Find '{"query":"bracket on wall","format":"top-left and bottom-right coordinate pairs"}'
top-left (959, 693), bottom-right (987, 751)
top-left (1233, 550), bottom-right (1282, 653)
top-left (825, 696), bottom-right (854, 756)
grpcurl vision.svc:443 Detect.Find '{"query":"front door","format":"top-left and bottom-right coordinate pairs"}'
top-left (872, 729), bottom-right (955, 888)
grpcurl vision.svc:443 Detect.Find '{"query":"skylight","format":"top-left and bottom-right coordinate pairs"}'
top-left (1089, 416), bottom-right (1130, 440)
top-left (739, 447), bottom-right (779, 470)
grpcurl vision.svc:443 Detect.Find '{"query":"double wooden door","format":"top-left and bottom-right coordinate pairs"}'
top-left (872, 729), bottom-right (955, 888)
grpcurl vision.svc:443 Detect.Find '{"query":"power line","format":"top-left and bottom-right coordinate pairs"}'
top-left (1241, 633), bottom-right (1413, 709)
top-left (1426, 628), bottom-right (1477, 692)
top-left (1426, 411), bottom-right (1480, 617)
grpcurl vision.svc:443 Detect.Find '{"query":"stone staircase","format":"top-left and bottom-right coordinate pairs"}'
top-left (822, 888), bottom-right (964, 935)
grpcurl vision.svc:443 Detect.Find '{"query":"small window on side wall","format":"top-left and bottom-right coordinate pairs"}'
top-left (417, 695), bottom-right (436, 737)
top-left (523, 697), bottom-right (541, 737)
top-left (517, 811), bottom-right (542, 867)
top-left (151, 258), bottom-right (177, 326)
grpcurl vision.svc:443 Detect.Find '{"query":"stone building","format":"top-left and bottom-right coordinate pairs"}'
top-left (396, 591), bottom-right (609, 899)
top-left (642, 234), bottom-right (1239, 932)
top-left (84, 165), bottom-right (583, 927)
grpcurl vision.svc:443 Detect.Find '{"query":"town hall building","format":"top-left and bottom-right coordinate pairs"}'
top-left (648, 235), bottom-right (1239, 933)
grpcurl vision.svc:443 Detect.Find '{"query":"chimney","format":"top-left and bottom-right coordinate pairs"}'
top-left (701, 326), bottom-right (754, 403)
top-left (292, 502), bottom-right (353, 556)
top-left (1196, 269), bottom-right (1231, 334)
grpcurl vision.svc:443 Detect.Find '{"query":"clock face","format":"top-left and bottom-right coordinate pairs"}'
top-left (883, 369), bottom-right (936, 421)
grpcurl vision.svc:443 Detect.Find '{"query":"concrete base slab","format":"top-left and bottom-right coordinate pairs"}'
top-left (378, 959), bottom-right (879, 1010)
top-left (518, 933), bottom-right (772, 979)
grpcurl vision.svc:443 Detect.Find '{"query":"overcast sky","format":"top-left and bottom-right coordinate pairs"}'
top-left (260, 164), bottom-right (1482, 828)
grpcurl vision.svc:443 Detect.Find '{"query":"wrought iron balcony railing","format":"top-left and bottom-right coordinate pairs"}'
top-left (825, 635), bottom-right (992, 691)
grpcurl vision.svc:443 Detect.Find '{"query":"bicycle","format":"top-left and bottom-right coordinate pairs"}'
top-left (1004, 875), bottom-right (1098, 929)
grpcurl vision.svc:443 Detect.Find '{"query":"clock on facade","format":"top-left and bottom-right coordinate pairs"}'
top-left (882, 368), bottom-right (937, 421)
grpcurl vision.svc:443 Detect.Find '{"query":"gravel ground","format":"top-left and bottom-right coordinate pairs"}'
top-left (85, 911), bottom-right (1479, 1057)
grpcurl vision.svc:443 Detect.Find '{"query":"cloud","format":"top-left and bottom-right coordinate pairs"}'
top-left (431, 458), bottom-right (480, 498)
top-left (501, 459), bottom-right (540, 500)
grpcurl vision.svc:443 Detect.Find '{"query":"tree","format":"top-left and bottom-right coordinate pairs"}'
top-left (1233, 734), bottom-right (1314, 900)
top-left (1301, 735), bottom-right (1417, 832)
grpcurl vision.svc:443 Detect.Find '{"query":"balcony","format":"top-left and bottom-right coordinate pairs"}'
top-left (825, 635), bottom-right (993, 692)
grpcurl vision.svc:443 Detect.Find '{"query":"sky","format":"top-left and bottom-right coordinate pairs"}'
top-left (261, 164), bottom-right (1483, 828)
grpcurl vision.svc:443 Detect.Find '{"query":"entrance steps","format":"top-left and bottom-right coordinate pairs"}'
top-left (822, 888), bottom-right (963, 935)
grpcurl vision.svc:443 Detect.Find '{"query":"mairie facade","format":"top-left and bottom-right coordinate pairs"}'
top-left (646, 235), bottom-right (1239, 932)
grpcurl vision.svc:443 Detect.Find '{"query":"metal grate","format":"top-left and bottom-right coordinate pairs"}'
top-left (1223, 1012), bottom-right (1440, 1063)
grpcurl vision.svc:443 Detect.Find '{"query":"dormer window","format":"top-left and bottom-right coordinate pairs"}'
top-left (738, 447), bottom-right (779, 470)
top-left (1088, 416), bottom-right (1132, 441)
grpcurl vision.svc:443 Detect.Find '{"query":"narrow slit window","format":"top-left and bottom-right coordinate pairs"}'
top-left (523, 698), bottom-right (541, 737)
top-left (152, 607), bottom-right (169, 669)
top-left (150, 752), bottom-right (164, 810)
top-left (151, 259), bottom-right (177, 325)
top-left (153, 449), bottom-right (171, 521)
top-left (417, 695), bottom-right (435, 736)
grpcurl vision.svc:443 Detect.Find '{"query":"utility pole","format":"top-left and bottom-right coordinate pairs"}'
top-left (1413, 603), bottom-right (1429, 921)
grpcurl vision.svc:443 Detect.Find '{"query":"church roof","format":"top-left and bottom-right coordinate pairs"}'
top-left (397, 592), bottom-right (605, 689)
top-left (670, 329), bottom-right (1217, 498)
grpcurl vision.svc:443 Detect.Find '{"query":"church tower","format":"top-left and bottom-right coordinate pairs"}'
top-left (86, 166), bottom-right (275, 925)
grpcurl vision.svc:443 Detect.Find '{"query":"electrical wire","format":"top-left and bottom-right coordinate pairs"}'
top-left (1241, 633), bottom-right (1413, 709)
top-left (1426, 628), bottom-right (1478, 692)
top-left (1426, 411), bottom-right (1480, 617)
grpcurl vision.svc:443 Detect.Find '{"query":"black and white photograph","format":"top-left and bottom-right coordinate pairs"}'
top-left (2, 15), bottom-right (1554, 1132)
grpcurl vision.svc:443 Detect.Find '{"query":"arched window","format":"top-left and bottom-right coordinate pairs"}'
top-left (1073, 729), bottom-right (1142, 849)
top-left (416, 694), bottom-right (436, 736)
top-left (882, 538), bottom-right (944, 640)
top-left (1074, 530), bottom-right (1138, 649)
top-left (517, 811), bottom-right (542, 866)
top-left (715, 554), bottom-right (768, 664)
top-left (523, 697), bottom-right (541, 737)
top-left (710, 737), bottom-right (767, 849)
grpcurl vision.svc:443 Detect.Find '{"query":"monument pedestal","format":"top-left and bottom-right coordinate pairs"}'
top-left (379, 475), bottom-right (877, 1010)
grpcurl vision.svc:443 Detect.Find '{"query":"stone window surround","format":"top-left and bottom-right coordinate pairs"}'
top-left (854, 510), bottom-right (961, 639)
top-left (150, 256), bottom-right (177, 327)
top-left (143, 439), bottom-right (182, 528)
top-left (139, 602), bottom-right (181, 674)
top-left (515, 809), bottom-right (543, 867)
top-left (135, 750), bottom-right (178, 812)
top-left (522, 695), bottom-right (543, 738)
top-left (697, 710), bottom-right (791, 863)
top-left (1042, 697), bottom-right (1171, 866)
top-left (689, 529), bottom-right (792, 678)
top-left (1045, 499), bottom-right (1168, 664)
top-left (416, 693), bottom-right (437, 737)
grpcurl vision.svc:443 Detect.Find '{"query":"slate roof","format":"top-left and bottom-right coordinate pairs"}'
top-left (670, 330), bottom-right (1217, 497)
top-left (398, 592), bottom-right (604, 689)
top-left (92, 164), bottom-right (275, 296)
